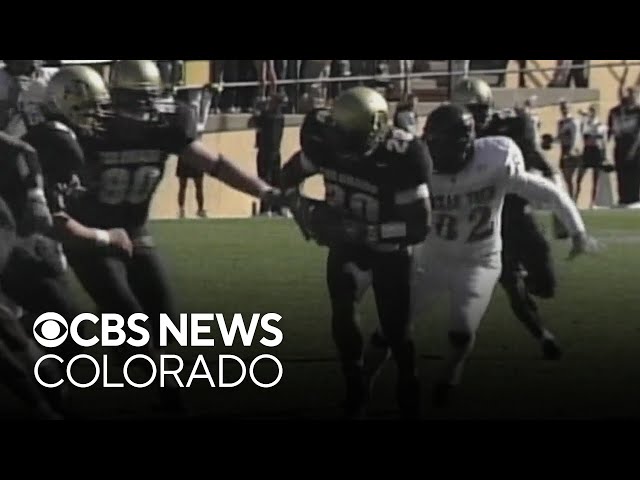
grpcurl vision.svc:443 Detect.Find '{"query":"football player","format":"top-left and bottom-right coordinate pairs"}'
top-left (451, 78), bottom-right (565, 359)
top-left (413, 104), bottom-right (597, 406)
top-left (0, 126), bottom-right (85, 397)
top-left (0, 195), bottom-right (63, 419)
top-left (0, 60), bottom-right (54, 136)
top-left (281, 87), bottom-right (432, 418)
top-left (34, 63), bottom-right (279, 415)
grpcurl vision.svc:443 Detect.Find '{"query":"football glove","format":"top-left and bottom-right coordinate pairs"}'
top-left (568, 231), bottom-right (602, 261)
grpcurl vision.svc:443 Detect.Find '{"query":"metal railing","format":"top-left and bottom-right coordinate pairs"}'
top-left (194, 60), bottom-right (640, 91)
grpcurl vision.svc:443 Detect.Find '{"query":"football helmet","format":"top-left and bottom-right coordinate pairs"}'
top-left (109, 60), bottom-right (162, 117)
top-left (331, 86), bottom-right (390, 156)
top-left (423, 104), bottom-right (475, 174)
top-left (44, 66), bottom-right (111, 130)
top-left (451, 77), bottom-right (494, 130)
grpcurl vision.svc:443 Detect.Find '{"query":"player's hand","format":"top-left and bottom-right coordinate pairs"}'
top-left (107, 228), bottom-right (133, 257)
top-left (285, 189), bottom-right (312, 241)
top-left (568, 231), bottom-right (601, 260)
top-left (260, 187), bottom-right (284, 208)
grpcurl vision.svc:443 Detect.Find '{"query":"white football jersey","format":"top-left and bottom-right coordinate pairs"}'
top-left (425, 136), bottom-right (584, 260)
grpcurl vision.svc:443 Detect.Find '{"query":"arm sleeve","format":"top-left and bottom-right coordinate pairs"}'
top-left (518, 115), bottom-right (554, 177)
top-left (36, 130), bottom-right (85, 185)
top-left (505, 143), bottom-right (585, 236)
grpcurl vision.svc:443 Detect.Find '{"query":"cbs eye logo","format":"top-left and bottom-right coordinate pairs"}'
top-left (33, 312), bottom-right (68, 348)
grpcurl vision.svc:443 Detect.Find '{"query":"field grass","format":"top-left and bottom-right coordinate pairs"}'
top-left (4, 210), bottom-right (640, 419)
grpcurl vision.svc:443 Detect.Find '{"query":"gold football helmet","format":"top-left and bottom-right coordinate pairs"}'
top-left (451, 78), bottom-right (494, 129)
top-left (44, 65), bottom-right (111, 130)
top-left (109, 60), bottom-right (163, 116)
top-left (331, 86), bottom-right (390, 155)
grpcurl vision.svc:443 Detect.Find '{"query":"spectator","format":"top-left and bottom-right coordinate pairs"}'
top-left (548, 60), bottom-right (572, 87)
top-left (576, 104), bottom-right (607, 208)
top-left (387, 60), bottom-right (414, 98)
top-left (608, 87), bottom-right (640, 205)
top-left (568, 60), bottom-right (589, 87)
top-left (156, 60), bottom-right (184, 92)
top-left (175, 86), bottom-right (213, 218)
top-left (299, 60), bottom-right (332, 113)
top-left (213, 60), bottom-right (240, 113)
top-left (237, 60), bottom-right (258, 113)
top-left (254, 60), bottom-right (278, 102)
top-left (249, 93), bottom-right (285, 216)
top-left (517, 60), bottom-right (528, 87)
top-left (329, 60), bottom-right (351, 101)
top-left (284, 60), bottom-right (301, 113)
top-left (556, 100), bottom-right (582, 199)
top-left (393, 93), bottom-right (419, 135)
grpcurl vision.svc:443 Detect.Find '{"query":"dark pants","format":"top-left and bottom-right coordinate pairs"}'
top-left (329, 60), bottom-right (351, 100)
top-left (257, 150), bottom-right (281, 214)
top-left (614, 145), bottom-right (640, 205)
top-left (237, 60), bottom-right (258, 111)
top-left (214, 60), bottom-right (239, 111)
top-left (568, 60), bottom-right (589, 88)
top-left (326, 245), bottom-right (419, 416)
top-left (66, 240), bottom-right (177, 350)
top-left (499, 195), bottom-right (556, 338)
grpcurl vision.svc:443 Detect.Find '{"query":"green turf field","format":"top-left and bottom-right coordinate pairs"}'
top-left (4, 210), bottom-right (640, 419)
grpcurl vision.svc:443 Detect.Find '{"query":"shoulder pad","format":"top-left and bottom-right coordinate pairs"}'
top-left (44, 120), bottom-right (77, 140)
top-left (474, 135), bottom-right (515, 154)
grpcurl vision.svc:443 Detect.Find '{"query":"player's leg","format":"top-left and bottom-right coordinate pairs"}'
top-left (326, 246), bottom-right (371, 417)
top-left (436, 255), bottom-right (501, 406)
top-left (591, 167), bottom-right (600, 208)
top-left (575, 165), bottom-right (587, 203)
top-left (127, 240), bottom-right (178, 350)
top-left (361, 243), bottom-right (441, 413)
top-left (194, 175), bottom-right (206, 217)
top-left (177, 176), bottom-right (187, 218)
top-left (500, 205), bottom-right (561, 358)
top-left (372, 249), bottom-right (420, 418)
top-left (518, 213), bottom-right (562, 359)
top-left (127, 239), bottom-right (186, 415)
top-left (67, 249), bottom-right (144, 363)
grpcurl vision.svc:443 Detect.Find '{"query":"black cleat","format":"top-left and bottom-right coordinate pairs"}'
top-left (542, 338), bottom-right (563, 360)
top-left (432, 382), bottom-right (455, 408)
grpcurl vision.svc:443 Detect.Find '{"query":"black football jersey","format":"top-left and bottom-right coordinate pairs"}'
top-left (26, 102), bottom-right (197, 234)
top-left (300, 108), bottom-right (431, 230)
top-left (481, 108), bottom-right (552, 177)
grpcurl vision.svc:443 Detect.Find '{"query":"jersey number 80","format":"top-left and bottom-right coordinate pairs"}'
top-left (98, 166), bottom-right (162, 205)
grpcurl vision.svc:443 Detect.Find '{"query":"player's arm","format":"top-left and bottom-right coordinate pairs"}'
top-left (504, 142), bottom-right (596, 258)
top-left (384, 139), bottom-right (432, 246)
top-left (178, 140), bottom-right (276, 201)
top-left (519, 115), bottom-right (555, 179)
top-left (29, 128), bottom-right (133, 255)
top-left (281, 150), bottom-right (319, 190)
top-left (0, 197), bottom-right (17, 274)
